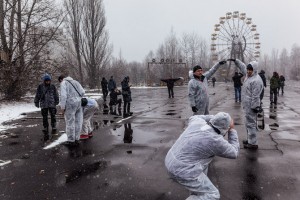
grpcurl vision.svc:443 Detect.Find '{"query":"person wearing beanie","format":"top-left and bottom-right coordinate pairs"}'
top-left (188, 60), bottom-right (226, 115)
top-left (229, 58), bottom-right (264, 150)
top-left (34, 73), bottom-right (59, 138)
top-left (270, 71), bottom-right (280, 104)
top-left (121, 76), bottom-right (132, 118)
top-left (165, 112), bottom-right (239, 200)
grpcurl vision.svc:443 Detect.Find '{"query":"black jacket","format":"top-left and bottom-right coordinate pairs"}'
top-left (34, 83), bottom-right (59, 108)
top-left (232, 73), bottom-right (244, 87)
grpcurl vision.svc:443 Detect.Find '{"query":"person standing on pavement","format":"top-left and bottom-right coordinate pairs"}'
top-left (232, 72), bottom-right (244, 102)
top-left (211, 77), bottom-right (216, 87)
top-left (34, 73), bottom-right (59, 133)
top-left (279, 75), bottom-right (285, 95)
top-left (80, 98), bottom-right (99, 140)
top-left (108, 76), bottom-right (116, 93)
top-left (58, 75), bottom-right (85, 146)
top-left (101, 77), bottom-right (108, 101)
top-left (160, 77), bottom-right (182, 98)
top-left (121, 76), bottom-right (132, 118)
top-left (165, 112), bottom-right (239, 200)
top-left (188, 60), bottom-right (227, 115)
top-left (258, 70), bottom-right (267, 101)
top-left (270, 71), bottom-right (280, 105)
top-left (229, 58), bottom-right (263, 150)
top-left (109, 88), bottom-right (122, 115)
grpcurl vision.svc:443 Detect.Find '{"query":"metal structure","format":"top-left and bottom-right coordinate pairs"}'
top-left (211, 11), bottom-right (260, 77)
top-left (147, 58), bottom-right (187, 86)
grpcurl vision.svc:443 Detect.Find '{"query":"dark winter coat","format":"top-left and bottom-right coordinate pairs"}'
top-left (279, 76), bottom-right (285, 86)
top-left (108, 78), bottom-right (116, 92)
top-left (161, 78), bottom-right (181, 88)
top-left (101, 79), bottom-right (108, 91)
top-left (270, 75), bottom-right (280, 89)
top-left (258, 72), bottom-right (267, 88)
top-left (232, 73), bottom-right (244, 87)
top-left (34, 83), bottom-right (59, 109)
top-left (121, 77), bottom-right (132, 102)
top-left (109, 89), bottom-right (122, 106)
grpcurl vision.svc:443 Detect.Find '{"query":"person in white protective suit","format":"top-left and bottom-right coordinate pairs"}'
top-left (58, 75), bottom-right (85, 146)
top-left (165, 112), bottom-right (239, 200)
top-left (188, 60), bottom-right (226, 115)
top-left (228, 58), bottom-right (263, 150)
top-left (80, 98), bottom-right (99, 140)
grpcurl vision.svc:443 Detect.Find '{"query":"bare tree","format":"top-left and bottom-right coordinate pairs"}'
top-left (290, 44), bottom-right (300, 80)
top-left (64, 0), bottom-right (84, 83)
top-left (0, 0), bottom-right (64, 100)
top-left (81, 0), bottom-right (112, 89)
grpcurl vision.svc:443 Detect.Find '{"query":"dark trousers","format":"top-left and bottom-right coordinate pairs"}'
top-left (41, 107), bottom-right (57, 128)
top-left (168, 87), bottom-right (174, 98)
top-left (123, 101), bottom-right (131, 115)
top-left (270, 88), bottom-right (278, 104)
top-left (234, 86), bottom-right (241, 102)
top-left (102, 89), bottom-right (108, 101)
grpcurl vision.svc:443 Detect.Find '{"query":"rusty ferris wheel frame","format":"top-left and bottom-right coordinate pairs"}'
top-left (211, 11), bottom-right (261, 77)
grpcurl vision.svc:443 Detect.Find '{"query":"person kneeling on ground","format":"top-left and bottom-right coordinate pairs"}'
top-left (165, 112), bottom-right (239, 200)
top-left (80, 98), bottom-right (99, 140)
top-left (109, 88), bottom-right (122, 115)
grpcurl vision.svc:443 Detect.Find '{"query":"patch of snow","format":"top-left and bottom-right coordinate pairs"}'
top-left (43, 133), bottom-right (68, 150)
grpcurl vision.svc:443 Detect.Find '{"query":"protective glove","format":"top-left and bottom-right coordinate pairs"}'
top-left (35, 102), bottom-right (39, 108)
top-left (252, 106), bottom-right (263, 113)
top-left (227, 58), bottom-right (236, 62)
top-left (219, 60), bottom-right (226, 65)
top-left (192, 106), bottom-right (198, 113)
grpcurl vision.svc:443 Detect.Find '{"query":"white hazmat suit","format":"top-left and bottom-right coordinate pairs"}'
top-left (234, 59), bottom-right (263, 145)
top-left (59, 76), bottom-right (85, 142)
top-left (82, 98), bottom-right (99, 135)
top-left (165, 113), bottom-right (240, 200)
top-left (188, 63), bottom-right (223, 115)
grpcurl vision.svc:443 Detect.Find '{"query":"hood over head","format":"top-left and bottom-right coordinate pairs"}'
top-left (209, 112), bottom-right (231, 136)
top-left (248, 61), bottom-right (259, 75)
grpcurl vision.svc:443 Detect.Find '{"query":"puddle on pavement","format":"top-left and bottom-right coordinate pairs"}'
top-left (111, 123), bottom-right (159, 145)
top-left (61, 161), bottom-right (108, 184)
top-left (166, 113), bottom-right (176, 116)
top-left (269, 123), bottom-right (279, 130)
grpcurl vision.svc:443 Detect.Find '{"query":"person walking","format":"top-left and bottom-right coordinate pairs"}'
top-left (279, 75), bottom-right (285, 95)
top-left (160, 77), bottom-right (182, 98)
top-left (80, 98), bottom-right (99, 140)
top-left (108, 76), bottom-right (116, 93)
top-left (188, 60), bottom-right (226, 115)
top-left (58, 75), bottom-right (85, 146)
top-left (270, 72), bottom-right (280, 105)
top-left (34, 73), bottom-right (59, 134)
top-left (165, 112), bottom-right (239, 200)
top-left (101, 77), bottom-right (108, 101)
top-left (229, 58), bottom-right (263, 150)
top-left (258, 70), bottom-right (267, 101)
top-left (232, 72), bottom-right (244, 102)
top-left (121, 76), bottom-right (132, 118)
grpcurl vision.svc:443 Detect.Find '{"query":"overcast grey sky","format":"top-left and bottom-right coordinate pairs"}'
top-left (103, 0), bottom-right (300, 62)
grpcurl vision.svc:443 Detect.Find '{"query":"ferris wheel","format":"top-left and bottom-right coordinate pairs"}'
top-left (211, 11), bottom-right (260, 69)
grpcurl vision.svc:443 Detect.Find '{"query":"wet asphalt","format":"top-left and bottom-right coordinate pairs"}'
top-left (0, 83), bottom-right (300, 200)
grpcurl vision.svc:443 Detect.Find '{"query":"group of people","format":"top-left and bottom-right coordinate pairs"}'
top-left (34, 74), bottom-right (99, 146)
top-left (101, 76), bottom-right (133, 118)
top-left (165, 58), bottom-right (267, 199)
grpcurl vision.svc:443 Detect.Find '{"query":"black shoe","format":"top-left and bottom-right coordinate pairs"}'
top-left (42, 127), bottom-right (49, 133)
top-left (244, 143), bottom-right (258, 150)
top-left (63, 141), bottom-right (79, 147)
top-left (242, 140), bottom-right (248, 145)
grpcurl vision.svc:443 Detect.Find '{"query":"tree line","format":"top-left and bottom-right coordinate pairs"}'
top-left (0, 0), bottom-right (299, 100)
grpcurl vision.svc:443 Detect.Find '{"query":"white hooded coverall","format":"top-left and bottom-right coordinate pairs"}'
top-left (234, 59), bottom-right (263, 145)
top-left (59, 77), bottom-right (85, 142)
top-left (165, 113), bottom-right (240, 200)
top-left (188, 63), bottom-right (222, 115)
top-left (82, 98), bottom-right (99, 135)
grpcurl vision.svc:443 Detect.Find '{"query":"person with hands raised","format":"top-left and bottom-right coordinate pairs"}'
top-left (229, 58), bottom-right (263, 150)
top-left (188, 60), bottom-right (227, 115)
